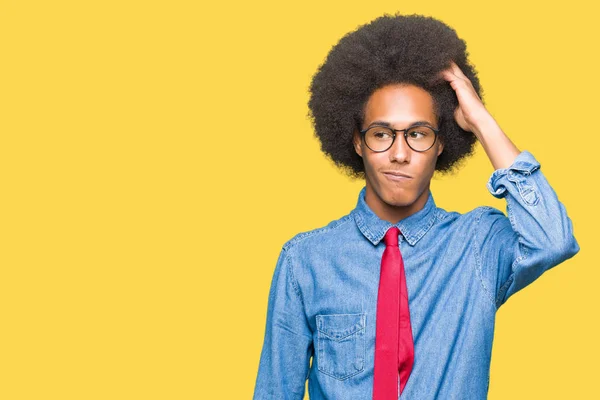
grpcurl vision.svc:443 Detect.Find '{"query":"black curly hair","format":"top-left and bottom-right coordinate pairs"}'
top-left (307, 13), bottom-right (483, 179)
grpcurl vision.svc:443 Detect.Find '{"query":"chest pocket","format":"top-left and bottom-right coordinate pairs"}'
top-left (316, 312), bottom-right (366, 380)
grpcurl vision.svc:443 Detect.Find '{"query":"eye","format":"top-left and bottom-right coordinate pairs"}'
top-left (374, 130), bottom-right (392, 139)
top-left (367, 126), bottom-right (394, 140)
top-left (407, 126), bottom-right (434, 139)
top-left (408, 131), bottom-right (425, 138)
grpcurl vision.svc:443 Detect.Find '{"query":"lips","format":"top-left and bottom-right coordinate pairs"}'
top-left (382, 171), bottom-right (412, 179)
top-left (383, 172), bottom-right (412, 183)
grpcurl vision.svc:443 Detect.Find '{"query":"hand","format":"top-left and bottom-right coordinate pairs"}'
top-left (439, 61), bottom-right (493, 137)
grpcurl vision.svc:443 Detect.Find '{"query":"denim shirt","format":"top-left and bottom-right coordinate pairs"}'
top-left (252, 150), bottom-right (580, 399)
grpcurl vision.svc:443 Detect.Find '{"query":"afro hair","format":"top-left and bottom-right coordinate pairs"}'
top-left (307, 13), bottom-right (483, 179)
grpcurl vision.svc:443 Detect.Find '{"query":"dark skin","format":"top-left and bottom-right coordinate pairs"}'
top-left (352, 61), bottom-right (520, 224)
top-left (352, 83), bottom-right (443, 224)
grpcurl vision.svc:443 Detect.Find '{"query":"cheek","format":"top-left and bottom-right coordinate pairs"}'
top-left (424, 156), bottom-right (438, 176)
top-left (363, 154), bottom-right (385, 172)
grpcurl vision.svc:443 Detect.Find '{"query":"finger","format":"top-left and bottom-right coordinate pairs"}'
top-left (439, 66), bottom-right (475, 94)
top-left (450, 63), bottom-right (479, 95)
top-left (450, 61), bottom-right (471, 82)
top-left (430, 69), bottom-right (452, 85)
top-left (439, 68), bottom-right (458, 82)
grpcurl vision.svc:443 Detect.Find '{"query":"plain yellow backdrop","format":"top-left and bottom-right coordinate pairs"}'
top-left (1, 0), bottom-right (598, 398)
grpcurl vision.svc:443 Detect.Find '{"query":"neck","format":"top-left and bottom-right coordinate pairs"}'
top-left (364, 182), bottom-right (430, 224)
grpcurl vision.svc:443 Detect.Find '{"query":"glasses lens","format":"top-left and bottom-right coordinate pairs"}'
top-left (365, 125), bottom-right (436, 152)
top-left (406, 125), bottom-right (436, 151)
top-left (365, 126), bottom-right (395, 152)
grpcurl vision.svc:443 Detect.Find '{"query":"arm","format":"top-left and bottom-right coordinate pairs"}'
top-left (252, 247), bottom-right (313, 400)
top-left (475, 150), bottom-right (580, 309)
top-left (440, 61), bottom-right (580, 309)
top-left (439, 60), bottom-right (521, 171)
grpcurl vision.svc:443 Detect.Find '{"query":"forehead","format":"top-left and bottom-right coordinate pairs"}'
top-left (364, 84), bottom-right (436, 126)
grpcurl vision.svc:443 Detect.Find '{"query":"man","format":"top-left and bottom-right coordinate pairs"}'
top-left (252, 13), bottom-right (580, 399)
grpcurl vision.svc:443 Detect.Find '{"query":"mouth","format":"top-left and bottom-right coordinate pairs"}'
top-left (382, 171), bottom-right (413, 181)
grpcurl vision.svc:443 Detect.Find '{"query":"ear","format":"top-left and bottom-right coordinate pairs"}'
top-left (352, 129), bottom-right (363, 158)
top-left (436, 140), bottom-right (444, 157)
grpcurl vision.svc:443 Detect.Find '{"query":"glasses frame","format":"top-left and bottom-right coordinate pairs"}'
top-left (358, 123), bottom-right (440, 153)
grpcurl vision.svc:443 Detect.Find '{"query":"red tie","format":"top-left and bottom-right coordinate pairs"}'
top-left (373, 226), bottom-right (415, 399)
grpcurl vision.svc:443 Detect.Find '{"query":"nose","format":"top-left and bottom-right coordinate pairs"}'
top-left (389, 133), bottom-right (411, 163)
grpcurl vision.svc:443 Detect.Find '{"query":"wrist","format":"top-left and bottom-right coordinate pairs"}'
top-left (471, 113), bottom-right (501, 139)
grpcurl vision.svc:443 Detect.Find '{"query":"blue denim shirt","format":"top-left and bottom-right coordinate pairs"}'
top-left (252, 150), bottom-right (580, 399)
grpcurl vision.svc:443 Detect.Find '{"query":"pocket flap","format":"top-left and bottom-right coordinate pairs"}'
top-left (316, 313), bottom-right (365, 340)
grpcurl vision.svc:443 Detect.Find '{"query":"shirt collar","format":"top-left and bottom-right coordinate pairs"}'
top-left (351, 185), bottom-right (438, 247)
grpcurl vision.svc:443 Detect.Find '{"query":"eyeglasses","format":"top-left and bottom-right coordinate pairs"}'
top-left (359, 123), bottom-right (439, 153)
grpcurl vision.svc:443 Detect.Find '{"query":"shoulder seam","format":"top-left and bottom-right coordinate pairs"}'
top-left (282, 213), bottom-right (354, 252)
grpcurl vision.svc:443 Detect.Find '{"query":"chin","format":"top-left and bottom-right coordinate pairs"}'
top-left (381, 187), bottom-right (415, 207)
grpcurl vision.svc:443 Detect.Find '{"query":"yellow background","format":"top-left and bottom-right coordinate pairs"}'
top-left (1, 0), bottom-right (597, 398)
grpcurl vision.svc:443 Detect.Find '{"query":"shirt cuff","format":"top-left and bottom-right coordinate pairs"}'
top-left (486, 150), bottom-right (542, 203)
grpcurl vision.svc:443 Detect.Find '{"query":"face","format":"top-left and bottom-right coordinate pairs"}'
top-left (352, 83), bottom-right (444, 223)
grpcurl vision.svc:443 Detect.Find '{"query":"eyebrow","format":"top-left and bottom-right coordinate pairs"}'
top-left (367, 120), bottom-right (436, 129)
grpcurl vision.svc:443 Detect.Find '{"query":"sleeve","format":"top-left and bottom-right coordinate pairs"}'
top-left (252, 246), bottom-right (314, 400)
top-left (475, 150), bottom-right (580, 310)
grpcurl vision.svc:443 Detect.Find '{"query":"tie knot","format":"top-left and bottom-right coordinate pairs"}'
top-left (384, 226), bottom-right (400, 247)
